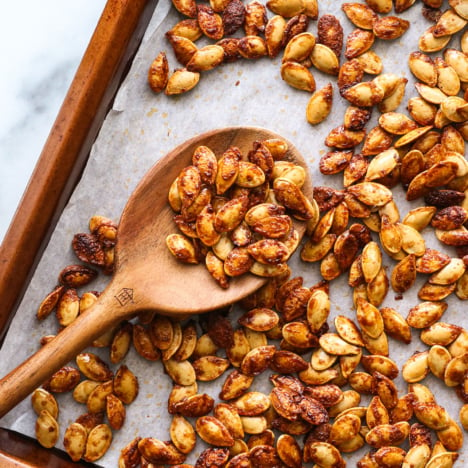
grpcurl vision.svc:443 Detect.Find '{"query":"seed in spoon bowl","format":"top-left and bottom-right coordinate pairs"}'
top-left (166, 129), bottom-right (313, 289)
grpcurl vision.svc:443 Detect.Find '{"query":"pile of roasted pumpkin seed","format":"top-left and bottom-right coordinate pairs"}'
top-left (28, 0), bottom-right (468, 466)
top-left (166, 139), bottom-right (314, 287)
top-left (34, 216), bottom-right (140, 462)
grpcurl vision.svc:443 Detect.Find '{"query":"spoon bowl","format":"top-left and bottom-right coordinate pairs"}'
top-left (0, 126), bottom-right (312, 417)
top-left (117, 126), bottom-right (312, 314)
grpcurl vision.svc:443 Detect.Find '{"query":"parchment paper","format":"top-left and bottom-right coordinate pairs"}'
top-left (0, 1), bottom-right (466, 466)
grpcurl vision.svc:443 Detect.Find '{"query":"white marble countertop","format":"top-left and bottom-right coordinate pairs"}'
top-left (0, 0), bottom-right (107, 242)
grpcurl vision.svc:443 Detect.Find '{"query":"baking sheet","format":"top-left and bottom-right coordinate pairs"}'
top-left (0, 0), bottom-right (467, 466)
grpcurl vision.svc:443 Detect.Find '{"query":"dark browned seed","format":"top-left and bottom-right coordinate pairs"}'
top-left (313, 186), bottom-right (345, 212)
top-left (219, 369), bottom-right (254, 401)
top-left (317, 14), bottom-right (343, 58)
top-left (283, 14), bottom-right (309, 45)
top-left (174, 215), bottom-right (196, 238)
top-left (456, 246), bottom-right (468, 260)
top-left (224, 247), bottom-right (254, 277)
top-left (275, 276), bottom-right (303, 311)
top-left (424, 189), bottom-right (465, 208)
top-left (58, 264), bottom-right (98, 288)
top-left (342, 192), bottom-right (370, 218)
top-left (205, 312), bottom-right (234, 348)
top-left (248, 181), bottom-right (270, 207)
top-left (349, 223), bottom-right (372, 247)
top-left (222, 0), bottom-right (245, 35)
top-left (283, 286), bottom-right (314, 324)
top-left (431, 206), bottom-right (468, 230)
top-left (375, 166), bottom-right (401, 190)
top-left (334, 231), bottom-right (359, 271)
top-left (72, 233), bottom-right (105, 266)
top-left (281, 286), bottom-right (311, 321)
top-left (271, 415), bottom-right (312, 435)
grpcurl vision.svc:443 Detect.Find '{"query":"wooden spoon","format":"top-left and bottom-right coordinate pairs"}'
top-left (0, 126), bottom-right (312, 417)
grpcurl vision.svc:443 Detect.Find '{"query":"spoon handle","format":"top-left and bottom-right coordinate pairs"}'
top-left (0, 281), bottom-right (135, 418)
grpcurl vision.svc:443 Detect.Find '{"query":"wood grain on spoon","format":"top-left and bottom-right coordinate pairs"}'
top-left (0, 126), bottom-right (312, 418)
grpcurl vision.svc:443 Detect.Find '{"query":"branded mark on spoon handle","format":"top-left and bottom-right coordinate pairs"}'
top-left (114, 288), bottom-right (135, 307)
